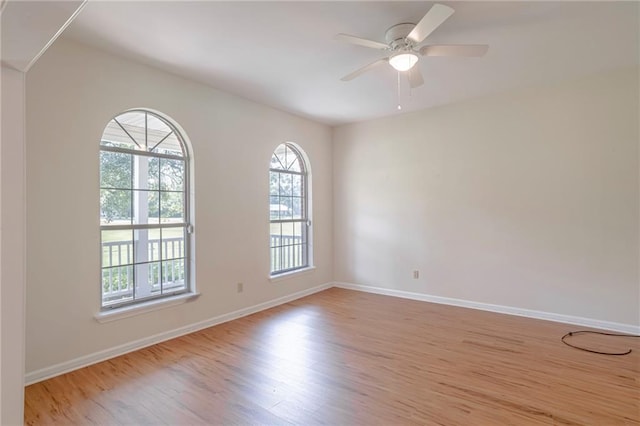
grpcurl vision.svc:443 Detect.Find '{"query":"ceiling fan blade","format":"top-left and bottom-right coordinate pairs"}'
top-left (420, 44), bottom-right (489, 57)
top-left (407, 4), bottom-right (455, 44)
top-left (407, 66), bottom-right (424, 88)
top-left (334, 33), bottom-right (389, 50)
top-left (341, 58), bottom-right (389, 81)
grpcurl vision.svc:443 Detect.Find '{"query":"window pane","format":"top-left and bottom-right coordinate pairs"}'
top-left (286, 146), bottom-right (301, 172)
top-left (162, 258), bottom-right (185, 293)
top-left (281, 202), bottom-right (292, 220)
top-left (133, 228), bottom-right (161, 263)
top-left (281, 222), bottom-right (294, 245)
top-left (269, 195), bottom-right (279, 220)
top-left (132, 155), bottom-right (154, 190)
top-left (102, 230), bottom-right (133, 267)
top-left (292, 197), bottom-right (302, 219)
top-left (100, 189), bottom-right (132, 225)
top-left (288, 159), bottom-right (301, 172)
top-left (279, 173), bottom-right (292, 196)
top-left (162, 230), bottom-right (185, 260)
top-left (269, 171), bottom-right (279, 195)
top-left (115, 111), bottom-right (146, 148)
top-left (133, 190), bottom-right (159, 224)
top-left (291, 174), bottom-right (302, 196)
top-left (160, 159), bottom-right (185, 191)
top-left (292, 222), bottom-right (302, 244)
top-left (270, 153), bottom-right (281, 170)
top-left (297, 244), bottom-right (305, 269)
top-left (270, 247), bottom-right (277, 273)
top-left (283, 245), bottom-right (293, 270)
top-left (150, 262), bottom-right (162, 294)
top-left (301, 220), bottom-right (308, 243)
top-left (102, 265), bottom-right (134, 306)
top-left (270, 222), bottom-right (282, 248)
top-left (148, 157), bottom-right (160, 190)
top-left (146, 114), bottom-right (173, 150)
top-left (279, 197), bottom-right (293, 219)
top-left (101, 120), bottom-right (140, 150)
top-left (100, 151), bottom-right (132, 189)
top-left (154, 133), bottom-right (184, 157)
top-left (272, 144), bottom-right (287, 170)
top-left (276, 246), bottom-right (284, 271)
top-left (285, 244), bottom-right (302, 269)
top-left (134, 262), bottom-right (161, 298)
top-left (161, 192), bottom-right (184, 223)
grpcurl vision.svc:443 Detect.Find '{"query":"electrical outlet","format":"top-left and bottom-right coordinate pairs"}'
top-left (413, 270), bottom-right (419, 279)
top-left (237, 282), bottom-right (243, 293)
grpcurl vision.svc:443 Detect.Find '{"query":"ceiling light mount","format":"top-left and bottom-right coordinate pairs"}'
top-left (384, 23), bottom-right (416, 49)
top-left (385, 23), bottom-right (419, 71)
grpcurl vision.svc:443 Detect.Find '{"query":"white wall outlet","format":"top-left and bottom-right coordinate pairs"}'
top-left (237, 282), bottom-right (243, 293)
top-left (413, 270), bottom-right (419, 279)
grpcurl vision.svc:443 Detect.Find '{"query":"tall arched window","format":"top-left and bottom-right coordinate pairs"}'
top-left (269, 143), bottom-right (311, 275)
top-left (100, 110), bottom-right (191, 308)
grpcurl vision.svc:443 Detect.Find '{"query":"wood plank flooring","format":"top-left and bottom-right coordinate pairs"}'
top-left (25, 288), bottom-right (640, 425)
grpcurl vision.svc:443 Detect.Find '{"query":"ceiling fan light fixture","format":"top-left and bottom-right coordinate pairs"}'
top-left (389, 51), bottom-right (419, 71)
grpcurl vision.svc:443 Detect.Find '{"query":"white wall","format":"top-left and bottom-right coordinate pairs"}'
top-left (25, 39), bottom-right (332, 375)
top-left (23, 35), bottom-right (639, 385)
top-left (1, 65), bottom-right (26, 425)
top-left (334, 67), bottom-right (639, 327)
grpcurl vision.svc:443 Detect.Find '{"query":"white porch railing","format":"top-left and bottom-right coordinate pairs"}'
top-left (103, 234), bottom-right (306, 304)
top-left (270, 234), bottom-right (305, 272)
top-left (102, 237), bottom-right (185, 304)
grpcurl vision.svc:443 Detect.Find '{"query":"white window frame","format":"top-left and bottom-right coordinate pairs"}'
top-left (269, 142), bottom-right (312, 276)
top-left (99, 109), bottom-right (193, 309)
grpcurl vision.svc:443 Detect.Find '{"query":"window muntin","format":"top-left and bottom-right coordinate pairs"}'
top-left (100, 110), bottom-right (190, 308)
top-left (270, 143), bottom-right (309, 275)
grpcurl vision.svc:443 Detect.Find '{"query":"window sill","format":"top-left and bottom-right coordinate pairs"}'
top-left (95, 292), bottom-right (200, 323)
top-left (269, 266), bottom-right (316, 283)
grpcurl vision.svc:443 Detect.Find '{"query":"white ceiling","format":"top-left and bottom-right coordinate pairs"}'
top-left (62, 1), bottom-right (639, 126)
top-left (1, 0), bottom-right (85, 71)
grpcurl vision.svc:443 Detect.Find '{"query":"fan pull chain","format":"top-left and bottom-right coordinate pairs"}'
top-left (397, 71), bottom-right (402, 110)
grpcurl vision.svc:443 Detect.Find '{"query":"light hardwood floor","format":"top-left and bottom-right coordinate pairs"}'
top-left (25, 288), bottom-right (640, 425)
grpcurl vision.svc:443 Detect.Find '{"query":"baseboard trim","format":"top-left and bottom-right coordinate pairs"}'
top-left (26, 280), bottom-right (639, 385)
top-left (333, 282), bottom-right (640, 334)
top-left (25, 282), bottom-right (333, 385)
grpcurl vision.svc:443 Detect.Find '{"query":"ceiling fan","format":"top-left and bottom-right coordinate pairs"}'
top-left (336, 4), bottom-right (488, 88)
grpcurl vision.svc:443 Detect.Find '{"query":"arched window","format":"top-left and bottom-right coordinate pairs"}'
top-left (100, 110), bottom-right (191, 308)
top-left (269, 143), bottom-right (311, 275)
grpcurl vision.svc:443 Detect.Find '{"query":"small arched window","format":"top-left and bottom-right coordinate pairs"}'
top-left (100, 110), bottom-right (191, 308)
top-left (269, 143), bottom-right (311, 275)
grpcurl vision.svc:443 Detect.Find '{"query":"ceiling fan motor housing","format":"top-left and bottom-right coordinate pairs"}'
top-left (385, 23), bottom-right (417, 51)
